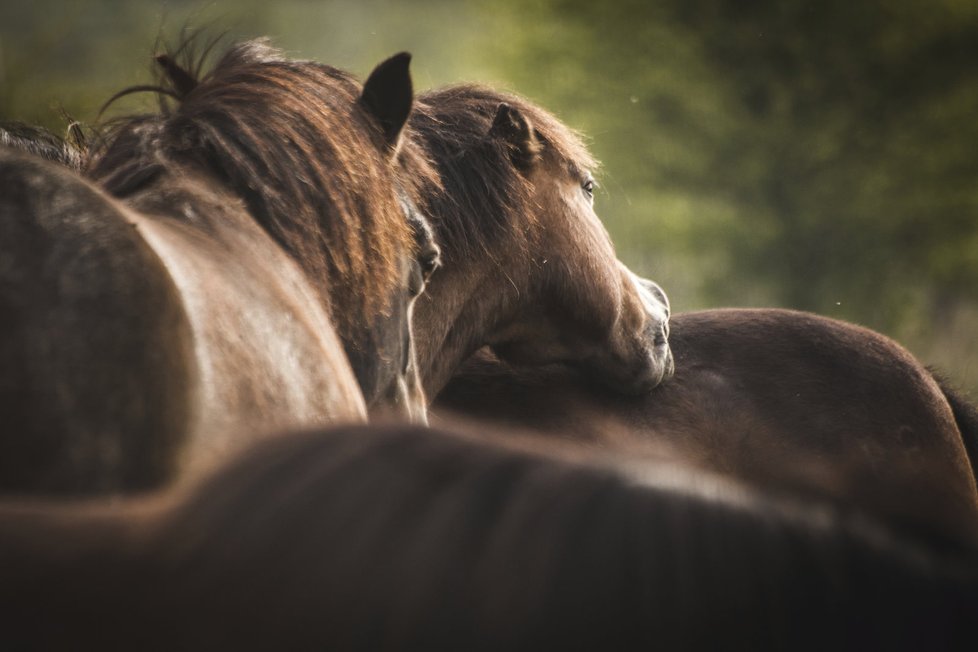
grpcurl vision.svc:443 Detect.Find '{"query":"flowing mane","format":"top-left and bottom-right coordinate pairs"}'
top-left (410, 85), bottom-right (597, 260)
top-left (86, 39), bottom-right (437, 335)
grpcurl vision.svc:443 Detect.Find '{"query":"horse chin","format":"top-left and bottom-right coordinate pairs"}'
top-left (379, 375), bottom-right (429, 425)
top-left (608, 343), bottom-right (675, 396)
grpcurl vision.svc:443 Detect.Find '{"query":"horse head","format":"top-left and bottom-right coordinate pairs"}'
top-left (92, 42), bottom-right (439, 424)
top-left (410, 88), bottom-right (673, 396)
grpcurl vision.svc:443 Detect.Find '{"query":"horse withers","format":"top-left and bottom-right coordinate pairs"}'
top-left (407, 86), bottom-right (673, 398)
top-left (437, 307), bottom-right (978, 550)
top-left (0, 40), bottom-right (436, 493)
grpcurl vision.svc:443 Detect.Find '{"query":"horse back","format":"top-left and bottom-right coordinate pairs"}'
top-left (0, 149), bottom-right (194, 494)
top-left (435, 308), bottom-right (978, 549)
top-left (932, 374), bottom-right (978, 483)
top-left (638, 309), bottom-right (978, 548)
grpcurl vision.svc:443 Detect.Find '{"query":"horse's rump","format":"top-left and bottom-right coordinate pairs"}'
top-left (0, 150), bottom-right (193, 493)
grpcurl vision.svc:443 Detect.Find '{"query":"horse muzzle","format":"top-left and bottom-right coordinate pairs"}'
top-left (618, 272), bottom-right (674, 394)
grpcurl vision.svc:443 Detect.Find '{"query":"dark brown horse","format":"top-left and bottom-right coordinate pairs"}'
top-left (407, 86), bottom-right (673, 397)
top-left (0, 424), bottom-right (974, 650)
top-left (437, 308), bottom-right (978, 550)
top-left (0, 39), bottom-right (437, 493)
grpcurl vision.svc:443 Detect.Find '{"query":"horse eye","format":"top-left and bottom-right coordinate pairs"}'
top-left (582, 178), bottom-right (595, 198)
top-left (421, 252), bottom-right (441, 280)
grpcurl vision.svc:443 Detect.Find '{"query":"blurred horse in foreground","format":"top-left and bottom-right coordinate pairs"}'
top-left (0, 424), bottom-right (974, 650)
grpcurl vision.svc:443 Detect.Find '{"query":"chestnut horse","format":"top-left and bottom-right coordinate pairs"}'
top-left (0, 40), bottom-right (437, 493)
top-left (436, 308), bottom-right (978, 550)
top-left (407, 86), bottom-right (673, 398)
top-left (0, 424), bottom-right (974, 650)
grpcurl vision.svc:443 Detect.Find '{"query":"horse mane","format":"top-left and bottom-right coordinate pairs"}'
top-left (0, 121), bottom-right (84, 170)
top-left (410, 84), bottom-right (598, 261)
top-left (85, 38), bottom-right (438, 334)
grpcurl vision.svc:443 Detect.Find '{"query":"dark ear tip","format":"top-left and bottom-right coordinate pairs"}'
top-left (361, 52), bottom-right (415, 151)
top-left (377, 52), bottom-right (412, 73)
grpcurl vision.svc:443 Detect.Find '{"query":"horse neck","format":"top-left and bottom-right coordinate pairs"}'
top-left (414, 250), bottom-right (529, 398)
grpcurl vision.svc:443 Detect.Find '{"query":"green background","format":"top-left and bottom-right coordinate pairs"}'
top-left (4, 0), bottom-right (977, 394)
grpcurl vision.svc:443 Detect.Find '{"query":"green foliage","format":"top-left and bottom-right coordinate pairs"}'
top-left (472, 0), bottom-right (978, 392)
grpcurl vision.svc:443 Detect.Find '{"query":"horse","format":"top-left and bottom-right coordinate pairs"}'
top-left (0, 39), bottom-right (438, 493)
top-left (406, 86), bottom-right (673, 398)
top-left (0, 424), bottom-right (974, 650)
top-left (436, 307), bottom-right (978, 551)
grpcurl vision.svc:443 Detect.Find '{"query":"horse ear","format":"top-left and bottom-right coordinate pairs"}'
top-left (360, 52), bottom-right (413, 151)
top-left (490, 103), bottom-right (542, 172)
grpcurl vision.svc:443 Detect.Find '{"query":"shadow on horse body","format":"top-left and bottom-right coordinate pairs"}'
top-left (0, 424), bottom-right (974, 650)
top-left (437, 308), bottom-right (978, 550)
top-left (407, 86), bottom-right (673, 398)
top-left (0, 40), bottom-right (436, 493)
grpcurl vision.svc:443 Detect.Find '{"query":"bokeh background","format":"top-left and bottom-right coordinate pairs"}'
top-left (3, 0), bottom-right (977, 394)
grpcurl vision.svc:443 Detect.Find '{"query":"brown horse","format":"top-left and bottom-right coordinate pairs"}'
top-left (0, 424), bottom-right (974, 650)
top-left (437, 308), bottom-right (978, 550)
top-left (407, 86), bottom-right (673, 398)
top-left (0, 39), bottom-right (437, 493)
